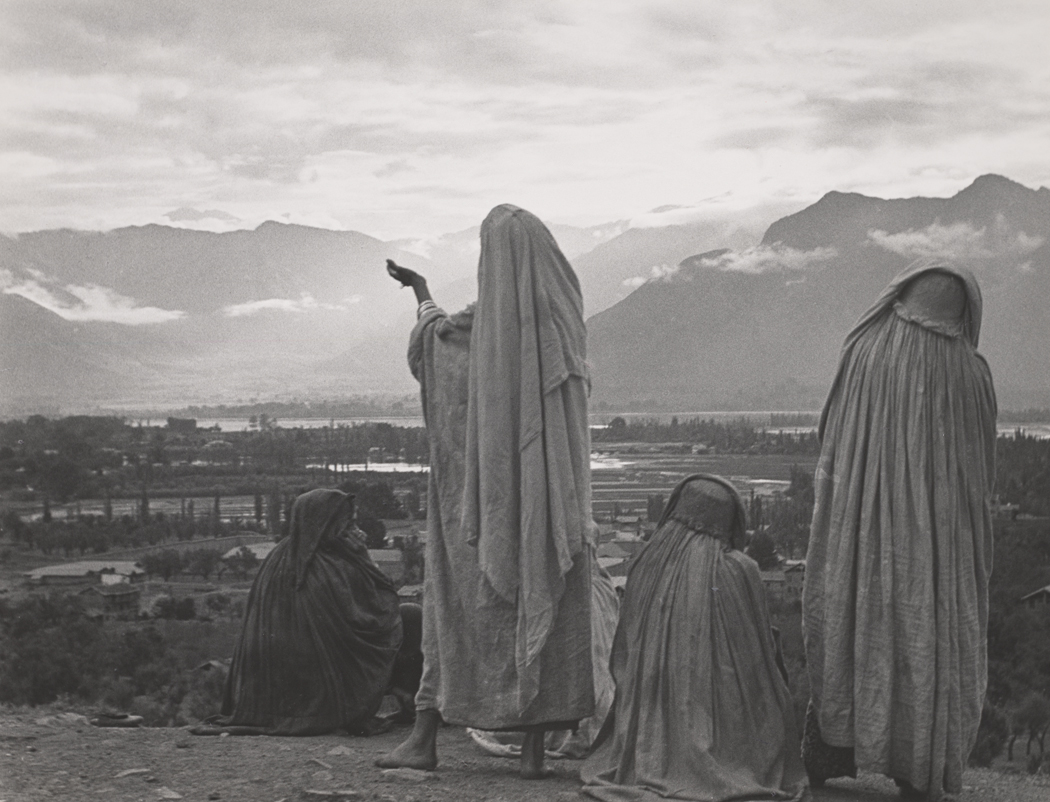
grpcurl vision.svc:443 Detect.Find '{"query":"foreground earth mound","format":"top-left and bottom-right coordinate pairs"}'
top-left (1, 711), bottom-right (1048, 802)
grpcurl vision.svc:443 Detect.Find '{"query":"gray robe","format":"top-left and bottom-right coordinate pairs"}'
top-left (803, 263), bottom-right (997, 798)
top-left (408, 302), bottom-right (594, 729)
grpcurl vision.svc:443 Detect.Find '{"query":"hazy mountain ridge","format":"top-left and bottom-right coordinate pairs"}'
top-left (573, 218), bottom-right (768, 315)
top-left (0, 216), bottom-right (631, 410)
top-left (588, 174), bottom-right (1050, 410)
top-left (2, 175), bottom-right (1046, 414)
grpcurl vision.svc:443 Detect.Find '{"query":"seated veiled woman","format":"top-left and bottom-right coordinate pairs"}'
top-left (195, 488), bottom-right (403, 736)
top-left (582, 474), bottom-right (807, 802)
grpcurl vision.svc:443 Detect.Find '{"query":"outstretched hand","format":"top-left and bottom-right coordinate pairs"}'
top-left (386, 259), bottom-right (421, 288)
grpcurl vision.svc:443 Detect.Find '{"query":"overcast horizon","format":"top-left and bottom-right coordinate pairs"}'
top-left (1, 1), bottom-right (1048, 242)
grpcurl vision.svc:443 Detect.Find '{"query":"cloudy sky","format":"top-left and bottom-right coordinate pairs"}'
top-left (2, 0), bottom-right (1048, 240)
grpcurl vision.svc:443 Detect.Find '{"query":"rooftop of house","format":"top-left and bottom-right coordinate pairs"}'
top-left (597, 542), bottom-right (632, 560)
top-left (1019, 584), bottom-right (1050, 602)
top-left (80, 584), bottom-right (142, 597)
top-left (24, 561), bottom-right (145, 579)
top-left (222, 542), bottom-right (277, 561)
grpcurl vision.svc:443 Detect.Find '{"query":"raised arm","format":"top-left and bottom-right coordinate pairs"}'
top-left (386, 259), bottom-right (433, 306)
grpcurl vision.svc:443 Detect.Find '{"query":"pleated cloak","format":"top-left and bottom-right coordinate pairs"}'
top-left (408, 204), bottom-right (594, 729)
top-left (217, 489), bottom-right (403, 735)
top-left (469, 556), bottom-right (619, 757)
top-left (582, 475), bottom-right (807, 802)
top-left (802, 263), bottom-right (997, 798)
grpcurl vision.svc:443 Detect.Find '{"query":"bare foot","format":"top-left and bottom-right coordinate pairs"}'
top-left (375, 708), bottom-right (439, 770)
top-left (519, 730), bottom-right (553, 779)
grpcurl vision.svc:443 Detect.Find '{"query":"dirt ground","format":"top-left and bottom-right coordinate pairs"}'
top-left (1, 710), bottom-right (1048, 802)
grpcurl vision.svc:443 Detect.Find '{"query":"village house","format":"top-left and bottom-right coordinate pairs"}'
top-left (759, 569), bottom-right (786, 601)
top-left (23, 560), bottom-right (146, 587)
top-left (217, 540), bottom-right (409, 585)
top-left (78, 584), bottom-right (142, 619)
top-left (760, 559), bottom-right (806, 603)
top-left (221, 542), bottom-right (276, 562)
top-left (783, 559), bottom-right (806, 599)
top-left (368, 548), bottom-right (404, 584)
top-left (1019, 584), bottom-right (1050, 609)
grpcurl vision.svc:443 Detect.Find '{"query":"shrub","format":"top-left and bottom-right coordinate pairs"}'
top-left (176, 664), bottom-right (227, 725)
top-left (971, 703), bottom-right (1008, 767)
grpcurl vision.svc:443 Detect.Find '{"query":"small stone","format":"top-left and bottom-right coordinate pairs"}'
top-left (326, 745), bottom-right (353, 756)
top-left (156, 787), bottom-right (183, 800)
top-left (312, 769), bottom-right (334, 783)
top-left (207, 794), bottom-right (221, 801)
top-left (219, 731), bottom-right (230, 738)
top-left (26, 745), bottom-right (37, 752)
top-left (146, 775), bottom-right (160, 783)
top-left (279, 744), bottom-right (293, 751)
top-left (308, 758), bottom-right (332, 769)
top-left (379, 767), bottom-right (435, 783)
top-left (115, 768), bottom-right (150, 778)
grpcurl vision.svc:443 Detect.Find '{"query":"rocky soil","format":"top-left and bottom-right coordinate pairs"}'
top-left (2, 710), bottom-right (1048, 802)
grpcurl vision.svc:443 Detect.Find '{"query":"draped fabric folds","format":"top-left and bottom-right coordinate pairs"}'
top-left (803, 263), bottom-right (997, 799)
top-left (408, 204), bottom-right (593, 729)
top-left (461, 204), bottom-right (592, 710)
top-left (469, 556), bottom-right (619, 758)
top-left (216, 489), bottom-right (403, 735)
top-left (582, 475), bottom-right (807, 802)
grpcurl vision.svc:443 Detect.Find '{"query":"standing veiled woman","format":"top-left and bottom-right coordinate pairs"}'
top-left (378, 204), bottom-right (595, 778)
top-left (197, 488), bottom-right (403, 736)
top-left (802, 263), bottom-right (997, 800)
top-left (582, 474), bottom-right (807, 802)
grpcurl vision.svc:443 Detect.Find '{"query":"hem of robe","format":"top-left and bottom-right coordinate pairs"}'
top-left (460, 718), bottom-right (581, 733)
top-left (434, 702), bottom-right (593, 731)
top-left (581, 781), bottom-right (809, 802)
top-left (199, 714), bottom-right (351, 737)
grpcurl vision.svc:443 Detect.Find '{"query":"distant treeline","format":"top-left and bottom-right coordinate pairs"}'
top-left (0, 415), bottom-right (429, 504)
top-left (154, 395), bottom-right (423, 422)
top-left (3, 414), bottom-right (1049, 516)
top-left (593, 416), bottom-right (822, 455)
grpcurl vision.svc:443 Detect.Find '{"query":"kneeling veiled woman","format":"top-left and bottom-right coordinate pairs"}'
top-left (582, 475), bottom-right (807, 802)
top-left (202, 488), bottom-right (403, 735)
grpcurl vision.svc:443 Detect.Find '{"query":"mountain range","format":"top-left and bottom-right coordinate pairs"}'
top-left (1, 174), bottom-right (1047, 415)
top-left (588, 174), bottom-right (1050, 411)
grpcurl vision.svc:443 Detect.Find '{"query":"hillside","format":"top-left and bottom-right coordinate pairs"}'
top-left (587, 175), bottom-right (1050, 410)
top-left (3, 712), bottom-right (1045, 802)
top-left (573, 217), bottom-right (766, 315)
